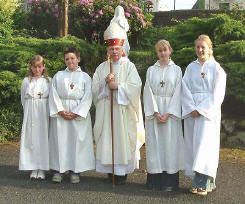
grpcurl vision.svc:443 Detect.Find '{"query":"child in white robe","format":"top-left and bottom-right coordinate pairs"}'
top-left (182, 35), bottom-right (226, 196)
top-left (143, 40), bottom-right (184, 191)
top-left (49, 48), bottom-right (95, 183)
top-left (19, 55), bottom-right (51, 180)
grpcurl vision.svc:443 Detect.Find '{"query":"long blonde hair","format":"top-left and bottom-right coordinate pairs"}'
top-left (155, 39), bottom-right (173, 53)
top-left (195, 34), bottom-right (213, 57)
top-left (25, 55), bottom-right (50, 82)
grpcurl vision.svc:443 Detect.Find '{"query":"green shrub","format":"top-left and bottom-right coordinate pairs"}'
top-left (0, 7), bottom-right (13, 40)
top-left (15, 0), bottom-right (58, 39)
top-left (212, 14), bottom-right (245, 44)
top-left (12, 0), bottom-right (153, 42)
top-left (0, 36), bottom-right (106, 77)
top-left (138, 14), bottom-right (245, 50)
top-left (129, 50), bottom-right (156, 82)
top-left (222, 62), bottom-right (245, 102)
top-left (172, 47), bottom-right (196, 70)
top-left (215, 41), bottom-right (245, 104)
top-left (0, 0), bottom-right (19, 14)
top-left (0, 105), bottom-right (22, 142)
top-left (215, 40), bottom-right (245, 63)
top-left (0, 49), bottom-right (35, 75)
top-left (0, 71), bottom-right (21, 104)
top-left (137, 26), bottom-right (173, 49)
top-left (70, 0), bottom-right (153, 43)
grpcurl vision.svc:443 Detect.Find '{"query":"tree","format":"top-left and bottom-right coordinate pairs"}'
top-left (58, 0), bottom-right (69, 37)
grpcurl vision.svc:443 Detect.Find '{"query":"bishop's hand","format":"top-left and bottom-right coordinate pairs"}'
top-left (105, 73), bottom-right (116, 83)
top-left (191, 110), bottom-right (201, 118)
top-left (108, 81), bottom-right (118, 90)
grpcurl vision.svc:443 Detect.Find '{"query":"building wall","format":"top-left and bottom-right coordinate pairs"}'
top-left (205, 0), bottom-right (245, 10)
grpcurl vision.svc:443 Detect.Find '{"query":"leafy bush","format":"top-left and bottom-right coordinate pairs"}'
top-left (215, 40), bottom-right (245, 63)
top-left (136, 26), bottom-right (173, 50)
top-left (0, 7), bottom-right (13, 40)
top-left (215, 40), bottom-right (245, 104)
top-left (129, 50), bottom-right (156, 83)
top-left (11, 0), bottom-right (59, 39)
top-left (171, 47), bottom-right (196, 70)
top-left (212, 14), bottom-right (245, 44)
top-left (0, 0), bottom-right (20, 39)
top-left (70, 0), bottom-right (153, 43)
top-left (0, 105), bottom-right (22, 142)
top-left (0, 36), bottom-right (106, 77)
top-left (12, 0), bottom-right (153, 42)
top-left (0, 0), bottom-right (19, 14)
top-left (0, 71), bottom-right (21, 104)
top-left (138, 14), bottom-right (245, 50)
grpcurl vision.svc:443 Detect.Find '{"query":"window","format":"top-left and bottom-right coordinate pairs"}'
top-left (219, 2), bottom-right (230, 10)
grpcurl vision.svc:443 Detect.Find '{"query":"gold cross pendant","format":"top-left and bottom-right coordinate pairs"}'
top-left (70, 82), bottom-right (74, 89)
top-left (201, 72), bottom-right (205, 78)
top-left (160, 80), bottom-right (165, 87)
top-left (38, 92), bottom-right (43, 99)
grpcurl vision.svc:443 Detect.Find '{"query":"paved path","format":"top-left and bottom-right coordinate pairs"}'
top-left (0, 143), bottom-right (245, 204)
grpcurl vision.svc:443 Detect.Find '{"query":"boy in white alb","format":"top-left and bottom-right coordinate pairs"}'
top-left (49, 48), bottom-right (95, 183)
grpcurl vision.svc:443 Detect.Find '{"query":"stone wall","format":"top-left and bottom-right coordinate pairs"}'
top-left (221, 117), bottom-right (245, 147)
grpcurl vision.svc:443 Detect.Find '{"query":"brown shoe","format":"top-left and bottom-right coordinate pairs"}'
top-left (197, 188), bottom-right (207, 196)
top-left (189, 188), bottom-right (198, 194)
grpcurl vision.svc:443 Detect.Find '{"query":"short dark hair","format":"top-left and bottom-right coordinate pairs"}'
top-left (64, 47), bottom-right (80, 58)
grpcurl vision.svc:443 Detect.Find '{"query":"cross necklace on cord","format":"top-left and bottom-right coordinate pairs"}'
top-left (160, 67), bottom-right (167, 88)
top-left (70, 72), bottom-right (75, 90)
top-left (36, 77), bottom-right (44, 99)
top-left (201, 65), bottom-right (205, 78)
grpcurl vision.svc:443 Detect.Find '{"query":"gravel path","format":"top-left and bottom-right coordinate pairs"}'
top-left (0, 143), bottom-right (244, 204)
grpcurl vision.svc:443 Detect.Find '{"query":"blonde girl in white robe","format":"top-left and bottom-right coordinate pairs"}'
top-left (19, 55), bottom-right (50, 180)
top-left (49, 48), bottom-right (95, 184)
top-left (182, 35), bottom-right (226, 196)
top-left (143, 40), bottom-right (184, 191)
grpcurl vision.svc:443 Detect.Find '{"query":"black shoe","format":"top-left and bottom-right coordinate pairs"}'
top-left (115, 175), bottom-right (127, 185)
top-left (107, 173), bottom-right (112, 183)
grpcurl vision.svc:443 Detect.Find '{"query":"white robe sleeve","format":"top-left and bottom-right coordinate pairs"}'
top-left (117, 85), bottom-right (130, 105)
top-left (182, 66), bottom-right (197, 119)
top-left (119, 63), bottom-right (142, 117)
top-left (21, 78), bottom-right (28, 109)
top-left (167, 67), bottom-right (182, 120)
top-left (92, 67), bottom-right (103, 106)
top-left (143, 68), bottom-right (158, 119)
top-left (97, 79), bottom-right (110, 100)
top-left (196, 64), bottom-right (226, 120)
top-left (49, 75), bottom-right (65, 117)
top-left (71, 75), bottom-right (92, 118)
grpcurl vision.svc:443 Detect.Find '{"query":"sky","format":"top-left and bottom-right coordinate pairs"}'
top-left (165, 0), bottom-right (198, 10)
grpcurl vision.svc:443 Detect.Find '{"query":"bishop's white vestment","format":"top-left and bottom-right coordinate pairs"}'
top-left (182, 58), bottom-right (226, 179)
top-left (49, 67), bottom-right (95, 173)
top-left (92, 57), bottom-right (145, 176)
top-left (143, 60), bottom-right (184, 174)
top-left (19, 77), bottom-right (50, 170)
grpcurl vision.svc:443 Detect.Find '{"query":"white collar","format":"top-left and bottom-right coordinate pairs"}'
top-left (65, 66), bottom-right (82, 72)
top-left (111, 57), bottom-right (129, 65)
top-left (194, 57), bottom-right (215, 65)
top-left (154, 60), bottom-right (175, 68)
